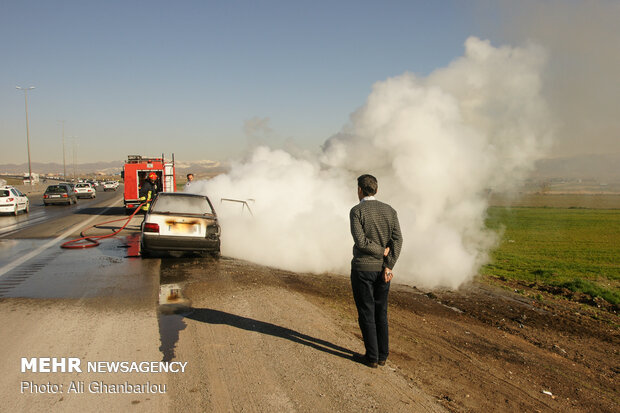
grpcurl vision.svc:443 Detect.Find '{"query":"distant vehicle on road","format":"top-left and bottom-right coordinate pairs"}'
top-left (43, 184), bottom-right (77, 206)
top-left (22, 172), bottom-right (39, 184)
top-left (0, 185), bottom-right (29, 215)
top-left (140, 192), bottom-right (220, 258)
top-left (103, 181), bottom-right (118, 191)
top-left (74, 182), bottom-right (97, 199)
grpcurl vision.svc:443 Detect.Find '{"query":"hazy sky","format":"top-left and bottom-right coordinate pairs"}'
top-left (1, 0), bottom-right (618, 164)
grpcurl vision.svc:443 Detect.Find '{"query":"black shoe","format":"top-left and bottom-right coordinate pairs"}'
top-left (353, 353), bottom-right (378, 368)
top-left (378, 359), bottom-right (387, 366)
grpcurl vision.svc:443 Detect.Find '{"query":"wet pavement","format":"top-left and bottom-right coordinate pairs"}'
top-left (0, 193), bottom-right (220, 363)
top-left (0, 189), bottom-right (121, 238)
top-left (156, 257), bottom-right (197, 362)
top-left (0, 210), bottom-right (48, 237)
top-left (0, 227), bottom-right (206, 362)
top-left (0, 234), bottom-right (153, 299)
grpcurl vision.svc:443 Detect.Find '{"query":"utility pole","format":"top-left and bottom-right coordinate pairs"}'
top-left (59, 120), bottom-right (67, 180)
top-left (16, 86), bottom-right (35, 185)
top-left (71, 137), bottom-right (77, 182)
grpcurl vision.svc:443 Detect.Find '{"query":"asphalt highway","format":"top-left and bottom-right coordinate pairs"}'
top-left (0, 187), bottom-right (152, 298)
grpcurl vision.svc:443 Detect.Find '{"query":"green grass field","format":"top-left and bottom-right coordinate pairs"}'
top-left (482, 205), bottom-right (620, 307)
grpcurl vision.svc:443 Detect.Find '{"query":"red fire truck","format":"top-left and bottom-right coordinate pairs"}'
top-left (121, 154), bottom-right (176, 214)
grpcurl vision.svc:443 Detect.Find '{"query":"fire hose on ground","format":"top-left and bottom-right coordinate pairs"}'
top-left (60, 203), bottom-right (145, 249)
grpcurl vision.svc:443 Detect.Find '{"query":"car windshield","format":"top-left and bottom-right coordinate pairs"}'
top-left (151, 195), bottom-right (214, 215)
top-left (1, 190), bottom-right (10, 197)
top-left (46, 186), bottom-right (67, 193)
top-left (76, 184), bottom-right (89, 188)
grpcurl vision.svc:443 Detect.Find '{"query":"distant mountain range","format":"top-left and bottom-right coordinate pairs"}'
top-left (0, 153), bottom-right (618, 181)
top-left (0, 160), bottom-right (123, 176)
top-left (0, 159), bottom-right (229, 178)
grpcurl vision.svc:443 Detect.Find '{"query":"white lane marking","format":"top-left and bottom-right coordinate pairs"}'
top-left (0, 198), bottom-right (122, 278)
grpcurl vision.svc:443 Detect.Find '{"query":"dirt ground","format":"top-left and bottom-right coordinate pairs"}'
top-left (170, 257), bottom-right (618, 412)
top-left (2, 254), bottom-right (617, 412)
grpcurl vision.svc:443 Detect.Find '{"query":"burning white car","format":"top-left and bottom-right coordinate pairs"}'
top-left (140, 192), bottom-right (221, 258)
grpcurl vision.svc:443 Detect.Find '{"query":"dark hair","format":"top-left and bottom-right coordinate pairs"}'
top-left (357, 174), bottom-right (378, 196)
top-left (187, 173), bottom-right (194, 179)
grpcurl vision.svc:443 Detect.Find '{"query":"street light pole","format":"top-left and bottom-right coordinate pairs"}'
top-left (16, 86), bottom-right (35, 185)
top-left (59, 120), bottom-right (67, 181)
top-left (69, 136), bottom-right (77, 182)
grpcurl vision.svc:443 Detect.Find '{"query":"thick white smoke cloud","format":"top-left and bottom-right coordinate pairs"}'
top-left (190, 37), bottom-right (553, 289)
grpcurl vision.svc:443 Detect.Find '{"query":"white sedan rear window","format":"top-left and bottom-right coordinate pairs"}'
top-left (151, 195), bottom-right (213, 215)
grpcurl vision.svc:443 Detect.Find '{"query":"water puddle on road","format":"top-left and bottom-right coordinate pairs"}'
top-left (0, 234), bottom-right (156, 299)
top-left (157, 258), bottom-right (195, 362)
top-left (117, 232), bottom-right (142, 258)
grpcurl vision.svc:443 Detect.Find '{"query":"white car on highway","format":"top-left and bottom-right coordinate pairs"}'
top-left (103, 181), bottom-right (119, 191)
top-left (74, 182), bottom-right (97, 199)
top-left (0, 185), bottom-right (29, 215)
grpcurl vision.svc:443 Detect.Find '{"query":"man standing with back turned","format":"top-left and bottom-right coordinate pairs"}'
top-left (350, 174), bottom-right (403, 368)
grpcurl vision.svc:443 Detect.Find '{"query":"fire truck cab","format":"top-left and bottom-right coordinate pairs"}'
top-left (122, 155), bottom-right (176, 214)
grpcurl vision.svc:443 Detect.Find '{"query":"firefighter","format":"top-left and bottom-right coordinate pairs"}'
top-left (139, 172), bottom-right (160, 212)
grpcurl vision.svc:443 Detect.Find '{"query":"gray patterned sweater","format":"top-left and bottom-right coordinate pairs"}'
top-left (350, 199), bottom-right (403, 271)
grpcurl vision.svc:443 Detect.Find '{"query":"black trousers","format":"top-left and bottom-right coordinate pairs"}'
top-left (351, 268), bottom-right (390, 362)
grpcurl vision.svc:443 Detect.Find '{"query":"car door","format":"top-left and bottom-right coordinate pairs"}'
top-left (17, 189), bottom-right (28, 210)
top-left (10, 189), bottom-right (25, 210)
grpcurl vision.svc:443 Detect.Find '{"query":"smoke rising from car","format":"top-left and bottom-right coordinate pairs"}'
top-left (190, 37), bottom-right (553, 289)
